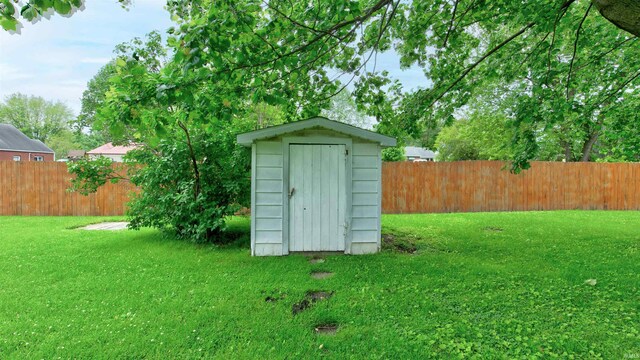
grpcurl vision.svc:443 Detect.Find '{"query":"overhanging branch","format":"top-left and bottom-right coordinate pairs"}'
top-left (427, 22), bottom-right (536, 108)
top-left (566, 3), bottom-right (593, 100)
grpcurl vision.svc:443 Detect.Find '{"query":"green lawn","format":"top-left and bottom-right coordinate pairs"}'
top-left (0, 212), bottom-right (638, 359)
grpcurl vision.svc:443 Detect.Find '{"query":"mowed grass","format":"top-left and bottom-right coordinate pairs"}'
top-left (0, 212), bottom-right (638, 359)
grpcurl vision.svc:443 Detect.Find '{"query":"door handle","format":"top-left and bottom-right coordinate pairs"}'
top-left (288, 187), bottom-right (295, 198)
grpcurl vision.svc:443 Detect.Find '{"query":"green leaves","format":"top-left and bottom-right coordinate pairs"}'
top-left (53, 0), bottom-right (72, 14)
top-left (20, 5), bottom-right (39, 21)
top-left (0, 16), bottom-right (17, 31)
top-left (67, 156), bottom-right (124, 195)
top-left (1, 0), bottom-right (87, 30)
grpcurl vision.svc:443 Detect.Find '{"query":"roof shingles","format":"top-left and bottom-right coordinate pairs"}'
top-left (87, 142), bottom-right (139, 155)
top-left (0, 124), bottom-right (54, 153)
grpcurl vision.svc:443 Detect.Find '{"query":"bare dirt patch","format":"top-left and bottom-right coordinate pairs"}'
top-left (483, 226), bottom-right (504, 232)
top-left (262, 290), bottom-right (287, 303)
top-left (292, 290), bottom-right (334, 315)
top-left (309, 257), bottom-right (325, 264)
top-left (382, 233), bottom-right (417, 253)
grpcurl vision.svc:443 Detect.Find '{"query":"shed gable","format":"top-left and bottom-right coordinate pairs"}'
top-left (237, 117), bottom-right (396, 147)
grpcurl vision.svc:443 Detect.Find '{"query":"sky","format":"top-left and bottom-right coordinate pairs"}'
top-left (0, 1), bottom-right (428, 115)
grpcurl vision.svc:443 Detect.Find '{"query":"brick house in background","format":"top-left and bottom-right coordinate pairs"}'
top-left (0, 124), bottom-right (55, 161)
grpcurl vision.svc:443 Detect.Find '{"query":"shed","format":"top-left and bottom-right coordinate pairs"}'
top-left (237, 117), bottom-right (396, 256)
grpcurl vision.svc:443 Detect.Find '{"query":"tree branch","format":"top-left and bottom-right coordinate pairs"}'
top-left (177, 120), bottom-right (200, 200)
top-left (546, 0), bottom-right (576, 83)
top-left (428, 22), bottom-right (536, 107)
top-left (566, 3), bottom-right (593, 100)
top-left (230, 0), bottom-right (392, 72)
top-left (575, 36), bottom-right (637, 71)
top-left (442, 0), bottom-right (459, 47)
top-left (315, 1), bottom-right (399, 104)
top-left (264, 1), bottom-right (340, 40)
top-left (590, 70), bottom-right (640, 110)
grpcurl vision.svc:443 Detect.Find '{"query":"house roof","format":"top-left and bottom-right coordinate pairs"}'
top-left (237, 117), bottom-right (397, 147)
top-left (67, 150), bottom-right (87, 158)
top-left (405, 146), bottom-right (436, 158)
top-left (87, 142), bottom-right (139, 155)
top-left (0, 123), bottom-right (54, 153)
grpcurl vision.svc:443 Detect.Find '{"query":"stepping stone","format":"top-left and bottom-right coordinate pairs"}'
top-left (314, 324), bottom-right (338, 335)
top-left (311, 271), bottom-right (334, 279)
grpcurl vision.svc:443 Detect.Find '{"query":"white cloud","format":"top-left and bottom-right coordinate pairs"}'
top-left (0, 62), bottom-right (34, 82)
top-left (0, 1), bottom-right (173, 115)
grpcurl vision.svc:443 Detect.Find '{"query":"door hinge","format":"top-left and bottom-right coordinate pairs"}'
top-left (345, 149), bottom-right (349, 156)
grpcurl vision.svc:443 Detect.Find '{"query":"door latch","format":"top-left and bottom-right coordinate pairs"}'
top-left (288, 187), bottom-right (295, 199)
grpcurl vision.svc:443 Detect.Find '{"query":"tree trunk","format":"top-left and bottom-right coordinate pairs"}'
top-left (580, 132), bottom-right (600, 162)
top-left (177, 121), bottom-right (201, 200)
top-left (563, 142), bottom-right (573, 162)
top-left (592, 0), bottom-right (640, 37)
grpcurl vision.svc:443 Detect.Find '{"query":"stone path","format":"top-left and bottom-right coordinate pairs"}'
top-left (80, 222), bottom-right (129, 230)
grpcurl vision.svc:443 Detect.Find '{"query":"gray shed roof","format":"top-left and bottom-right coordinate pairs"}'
top-left (0, 124), bottom-right (54, 153)
top-left (405, 146), bottom-right (436, 158)
top-left (237, 117), bottom-right (396, 147)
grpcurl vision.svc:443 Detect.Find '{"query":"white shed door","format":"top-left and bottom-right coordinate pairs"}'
top-left (289, 144), bottom-right (345, 251)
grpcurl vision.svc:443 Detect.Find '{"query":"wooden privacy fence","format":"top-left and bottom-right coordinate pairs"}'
top-left (382, 161), bottom-right (640, 213)
top-left (0, 161), bottom-right (136, 216)
top-left (1, 160), bottom-right (639, 216)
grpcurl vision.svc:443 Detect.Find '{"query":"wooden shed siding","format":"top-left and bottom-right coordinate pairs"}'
top-left (353, 193), bottom-right (378, 205)
top-left (255, 231), bottom-right (283, 243)
top-left (351, 242), bottom-right (379, 254)
top-left (351, 217), bottom-right (378, 230)
top-left (254, 243), bottom-right (283, 256)
top-left (256, 218), bottom-right (282, 231)
top-left (351, 232), bottom-right (379, 244)
top-left (353, 143), bottom-right (379, 155)
top-left (255, 205), bottom-right (282, 218)
top-left (256, 167), bottom-right (282, 180)
top-left (353, 168), bottom-right (378, 180)
top-left (353, 155), bottom-right (378, 169)
top-left (350, 142), bottom-right (381, 248)
top-left (352, 180), bottom-right (377, 193)
top-left (255, 193), bottom-right (282, 205)
top-left (352, 205), bottom-right (378, 217)
top-left (256, 154), bottom-right (282, 166)
top-left (256, 179), bottom-right (282, 192)
top-left (254, 141), bottom-right (284, 250)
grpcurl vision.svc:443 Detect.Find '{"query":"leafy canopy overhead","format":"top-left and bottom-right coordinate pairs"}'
top-left (6, 0), bottom-right (637, 169)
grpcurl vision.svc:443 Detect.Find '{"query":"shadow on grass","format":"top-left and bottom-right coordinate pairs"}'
top-left (381, 227), bottom-right (454, 254)
top-left (132, 216), bottom-right (252, 249)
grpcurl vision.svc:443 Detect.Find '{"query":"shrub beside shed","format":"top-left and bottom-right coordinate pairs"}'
top-left (237, 117), bottom-right (396, 256)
